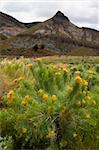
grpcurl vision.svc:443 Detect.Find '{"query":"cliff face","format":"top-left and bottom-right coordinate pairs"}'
top-left (0, 11), bottom-right (99, 56)
top-left (9, 11), bottom-right (99, 50)
top-left (0, 12), bottom-right (26, 38)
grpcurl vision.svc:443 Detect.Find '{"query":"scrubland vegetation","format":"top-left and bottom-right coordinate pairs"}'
top-left (0, 56), bottom-right (99, 150)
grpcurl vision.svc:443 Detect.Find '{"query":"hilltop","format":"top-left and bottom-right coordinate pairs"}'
top-left (0, 11), bottom-right (99, 56)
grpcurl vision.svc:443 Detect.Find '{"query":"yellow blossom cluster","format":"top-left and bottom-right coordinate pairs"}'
top-left (85, 96), bottom-right (96, 106)
top-left (13, 77), bottom-right (24, 84)
top-left (82, 80), bottom-right (88, 86)
top-left (47, 130), bottom-right (56, 140)
top-left (38, 89), bottom-right (48, 102)
top-left (63, 68), bottom-right (69, 73)
top-left (75, 76), bottom-right (82, 85)
top-left (47, 106), bottom-right (52, 113)
top-left (21, 95), bottom-right (30, 107)
top-left (7, 90), bottom-right (15, 103)
top-left (51, 95), bottom-right (57, 103)
top-left (38, 89), bottom-right (44, 97)
top-left (22, 128), bottom-right (27, 134)
top-left (42, 94), bottom-right (48, 102)
top-left (55, 72), bottom-right (61, 76)
top-left (85, 113), bottom-right (91, 119)
top-left (76, 100), bottom-right (86, 107)
top-left (75, 75), bottom-right (88, 87)
top-left (26, 64), bottom-right (33, 69)
top-left (18, 77), bottom-right (24, 81)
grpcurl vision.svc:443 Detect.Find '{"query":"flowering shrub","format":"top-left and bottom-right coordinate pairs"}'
top-left (0, 57), bottom-right (99, 149)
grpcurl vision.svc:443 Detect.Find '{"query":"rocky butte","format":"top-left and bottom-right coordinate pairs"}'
top-left (0, 11), bottom-right (99, 56)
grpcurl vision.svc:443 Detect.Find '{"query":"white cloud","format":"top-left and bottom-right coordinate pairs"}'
top-left (0, 0), bottom-right (99, 30)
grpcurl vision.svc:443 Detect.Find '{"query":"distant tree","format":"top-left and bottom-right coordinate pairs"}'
top-left (33, 44), bottom-right (38, 51)
top-left (40, 44), bottom-right (45, 49)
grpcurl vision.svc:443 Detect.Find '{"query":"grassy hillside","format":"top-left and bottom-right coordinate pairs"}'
top-left (68, 47), bottom-right (98, 56)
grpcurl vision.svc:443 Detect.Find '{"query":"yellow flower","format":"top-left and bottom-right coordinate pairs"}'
top-left (22, 128), bottom-right (27, 134)
top-left (18, 77), bottom-right (24, 81)
top-left (88, 70), bottom-right (94, 74)
top-left (75, 76), bottom-right (82, 85)
top-left (91, 100), bottom-right (96, 106)
top-left (26, 64), bottom-right (33, 69)
top-left (42, 94), bottom-right (48, 102)
top-left (38, 89), bottom-right (44, 97)
top-left (47, 106), bottom-right (52, 113)
top-left (83, 91), bottom-right (86, 96)
top-left (73, 133), bottom-right (77, 138)
top-left (82, 80), bottom-right (88, 86)
top-left (7, 90), bottom-right (15, 103)
top-left (51, 95), bottom-right (57, 103)
top-left (21, 95), bottom-right (30, 107)
top-left (52, 65), bottom-right (57, 69)
top-left (85, 114), bottom-right (91, 119)
top-left (24, 95), bottom-right (30, 102)
top-left (63, 69), bottom-right (68, 73)
top-left (47, 131), bottom-right (56, 139)
top-left (81, 99), bottom-right (86, 105)
top-left (86, 96), bottom-right (91, 101)
top-left (21, 100), bottom-right (27, 107)
top-left (55, 72), bottom-right (61, 76)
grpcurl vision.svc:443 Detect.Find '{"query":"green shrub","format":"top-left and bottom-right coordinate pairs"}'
top-left (0, 57), bottom-right (99, 149)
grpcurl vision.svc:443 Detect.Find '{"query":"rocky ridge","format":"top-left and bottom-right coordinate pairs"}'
top-left (0, 11), bottom-right (99, 56)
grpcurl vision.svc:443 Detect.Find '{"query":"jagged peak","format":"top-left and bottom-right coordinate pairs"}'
top-left (53, 11), bottom-right (69, 21)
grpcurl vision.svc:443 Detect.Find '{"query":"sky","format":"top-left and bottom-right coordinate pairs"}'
top-left (0, 0), bottom-right (99, 31)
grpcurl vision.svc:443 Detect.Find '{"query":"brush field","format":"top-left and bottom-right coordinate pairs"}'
top-left (0, 56), bottom-right (99, 150)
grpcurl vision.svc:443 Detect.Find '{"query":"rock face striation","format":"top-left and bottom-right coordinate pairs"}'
top-left (0, 12), bottom-right (26, 38)
top-left (0, 11), bottom-right (99, 56)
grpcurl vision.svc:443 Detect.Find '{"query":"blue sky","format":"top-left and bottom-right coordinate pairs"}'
top-left (0, 0), bottom-right (99, 30)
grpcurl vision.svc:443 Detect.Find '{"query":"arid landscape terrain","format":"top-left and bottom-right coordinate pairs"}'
top-left (0, 2), bottom-right (99, 149)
